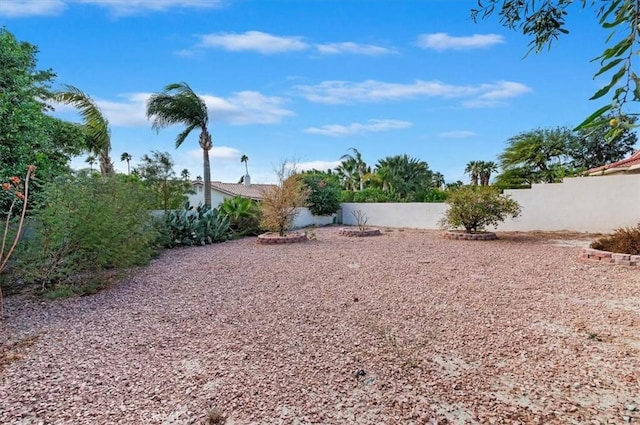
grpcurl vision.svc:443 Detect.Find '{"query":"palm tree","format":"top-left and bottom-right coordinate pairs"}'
top-left (340, 148), bottom-right (368, 191)
top-left (464, 161), bottom-right (482, 185)
top-left (86, 155), bottom-right (97, 172)
top-left (375, 154), bottom-right (432, 200)
top-left (479, 161), bottom-right (498, 186)
top-left (181, 169), bottom-right (190, 181)
top-left (334, 158), bottom-right (358, 191)
top-left (146, 82), bottom-right (213, 207)
top-left (54, 85), bottom-right (113, 176)
top-left (241, 154), bottom-right (249, 175)
top-left (120, 152), bottom-right (132, 175)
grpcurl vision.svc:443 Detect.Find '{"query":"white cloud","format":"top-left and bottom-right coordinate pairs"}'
top-left (438, 130), bottom-right (477, 139)
top-left (416, 33), bottom-right (505, 51)
top-left (295, 79), bottom-right (530, 106)
top-left (297, 160), bottom-right (341, 172)
top-left (199, 31), bottom-right (309, 54)
top-left (0, 0), bottom-right (66, 17)
top-left (304, 119), bottom-right (412, 137)
top-left (185, 146), bottom-right (240, 161)
top-left (295, 79), bottom-right (476, 104)
top-left (315, 42), bottom-right (396, 56)
top-left (0, 0), bottom-right (222, 17)
top-left (53, 90), bottom-right (294, 126)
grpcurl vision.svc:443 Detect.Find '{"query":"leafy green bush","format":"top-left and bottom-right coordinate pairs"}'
top-left (163, 202), bottom-right (230, 247)
top-left (341, 188), bottom-right (399, 203)
top-left (422, 188), bottom-right (448, 203)
top-left (15, 173), bottom-right (159, 289)
top-left (219, 196), bottom-right (262, 236)
top-left (440, 186), bottom-right (521, 233)
top-left (302, 173), bottom-right (341, 215)
top-left (591, 223), bottom-right (640, 255)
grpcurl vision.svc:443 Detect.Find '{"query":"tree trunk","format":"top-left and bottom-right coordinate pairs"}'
top-left (203, 148), bottom-right (212, 208)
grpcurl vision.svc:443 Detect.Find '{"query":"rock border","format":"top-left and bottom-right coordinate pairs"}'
top-left (338, 227), bottom-right (382, 237)
top-left (579, 248), bottom-right (639, 266)
top-left (256, 232), bottom-right (308, 245)
top-left (442, 230), bottom-right (497, 241)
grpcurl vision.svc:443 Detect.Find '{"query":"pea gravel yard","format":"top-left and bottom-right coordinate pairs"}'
top-left (1, 227), bottom-right (639, 424)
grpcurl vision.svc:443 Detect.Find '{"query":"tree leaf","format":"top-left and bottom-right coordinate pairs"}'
top-left (573, 104), bottom-right (613, 131)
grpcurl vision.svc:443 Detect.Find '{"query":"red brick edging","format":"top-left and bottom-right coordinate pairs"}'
top-left (442, 231), bottom-right (497, 241)
top-left (579, 248), bottom-right (639, 266)
top-left (256, 232), bottom-right (308, 245)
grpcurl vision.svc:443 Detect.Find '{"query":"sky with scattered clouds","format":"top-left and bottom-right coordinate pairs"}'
top-left (0, 0), bottom-right (623, 183)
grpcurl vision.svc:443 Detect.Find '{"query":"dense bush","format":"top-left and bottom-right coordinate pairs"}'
top-left (218, 196), bottom-right (262, 237)
top-left (591, 223), bottom-right (640, 255)
top-left (341, 188), bottom-right (399, 203)
top-left (440, 186), bottom-right (521, 233)
top-left (15, 173), bottom-right (159, 289)
top-left (163, 202), bottom-right (230, 247)
top-left (302, 173), bottom-right (341, 216)
top-left (421, 188), bottom-right (448, 202)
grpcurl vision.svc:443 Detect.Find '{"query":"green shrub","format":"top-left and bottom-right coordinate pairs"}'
top-left (440, 186), bottom-right (521, 233)
top-left (163, 202), bottom-right (230, 247)
top-left (422, 188), bottom-right (448, 203)
top-left (341, 188), bottom-right (399, 203)
top-left (15, 173), bottom-right (159, 289)
top-left (219, 196), bottom-right (262, 236)
top-left (591, 223), bottom-right (640, 255)
top-left (302, 174), bottom-right (341, 216)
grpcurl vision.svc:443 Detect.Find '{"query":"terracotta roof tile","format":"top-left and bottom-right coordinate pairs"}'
top-left (587, 150), bottom-right (640, 175)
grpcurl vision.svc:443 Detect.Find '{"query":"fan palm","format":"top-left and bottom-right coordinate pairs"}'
top-left (54, 85), bottom-right (113, 176)
top-left (464, 160), bottom-right (482, 186)
top-left (120, 152), bottom-right (132, 175)
top-left (146, 82), bottom-right (213, 207)
top-left (241, 154), bottom-right (249, 175)
top-left (479, 161), bottom-right (498, 186)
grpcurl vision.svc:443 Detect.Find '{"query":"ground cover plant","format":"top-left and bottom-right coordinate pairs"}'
top-left (1, 228), bottom-right (638, 423)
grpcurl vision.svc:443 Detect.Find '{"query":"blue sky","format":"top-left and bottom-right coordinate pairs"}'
top-left (1, 0), bottom-right (627, 184)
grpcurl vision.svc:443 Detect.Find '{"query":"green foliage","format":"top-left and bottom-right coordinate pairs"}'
top-left (341, 187), bottom-right (399, 203)
top-left (375, 154), bottom-right (435, 201)
top-left (219, 196), bottom-right (262, 237)
top-left (591, 223), bottom-right (640, 255)
top-left (421, 188), bottom-right (448, 203)
top-left (163, 202), bottom-right (230, 247)
top-left (301, 172), bottom-right (341, 216)
top-left (472, 1), bottom-right (639, 133)
top-left (14, 173), bottom-right (158, 289)
top-left (440, 186), bottom-right (521, 233)
top-left (135, 150), bottom-right (192, 213)
top-left (0, 29), bottom-right (85, 211)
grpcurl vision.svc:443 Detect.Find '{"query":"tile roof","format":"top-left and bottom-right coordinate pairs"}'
top-left (587, 150), bottom-right (640, 175)
top-left (191, 180), bottom-right (277, 200)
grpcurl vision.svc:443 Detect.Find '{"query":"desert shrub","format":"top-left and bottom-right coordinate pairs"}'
top-left (260, 163), bottom-right (309, 236)
top-left (163, 202), bottom-right (230, 247)
top-left (302, 173), bottom-right (341, 216)
top-left (590, 223), bottom-right (640, 255)
top-left (440, 186), bottom-right (521, 233)
top-left (219, 196), bottom-right (262, 236)
top-left (15, 173), bottom-right (158, 289)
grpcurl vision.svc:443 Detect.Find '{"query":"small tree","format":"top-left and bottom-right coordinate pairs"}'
top-left (301, 172), bottom-right (341, 216)
top-left (440, 186), bottom-right (521, 234)
top-left (260, 162), bottom-right (310, 236)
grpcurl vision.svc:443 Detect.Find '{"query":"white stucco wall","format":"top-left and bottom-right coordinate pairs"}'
top-left (188, 187), bottom-right (228, 208)
top-left (339, 175), bottom-right (640, 233)
top-left (341, 203), bottom-right (448, 229)
top-left (292, 208), bottom-right (336, 228)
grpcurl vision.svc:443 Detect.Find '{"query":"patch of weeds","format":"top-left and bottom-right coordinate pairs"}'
top-left (590, 223), bottom-right (640, 255)
top-left (41, 284), bottom-right (77, 300)
top-left (586, 331), bottom-right (601, 341)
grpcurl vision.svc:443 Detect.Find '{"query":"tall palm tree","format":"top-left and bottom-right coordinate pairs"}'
top-left (479, 161), bottom-right (498, 186)
top-left (375, 154), bottom-right (432, 200)
top-left (334, 158), bottom-right (358, 191)
top-left (146, 82), bottom-right (213, 207)
top-left (464, 160), bottom-right (482, 185)
top-left (241, 154), bottom-right (249, 175)
top-left (120, 152), bottom-right (132, 175)
top-left (340, 148), bottom-right (368, 191)
top-left (54, 85), bottom-right (113, 176)
top-left (86, 155), bottom-right (97, 172)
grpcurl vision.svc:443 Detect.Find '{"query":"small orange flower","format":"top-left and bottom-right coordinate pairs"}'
top-left (2, 183), bottom-right (9, 190)
top-left (15, 192), bottom-right (24, 200)
top-left (10, 176), bottom-right (20, 184)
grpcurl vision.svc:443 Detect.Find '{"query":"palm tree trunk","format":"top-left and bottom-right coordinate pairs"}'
top-left (203, 148), bottom-right (212, 208)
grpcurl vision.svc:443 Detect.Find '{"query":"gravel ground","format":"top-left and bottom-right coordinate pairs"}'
top-left (1, 227), bottom-right (639, 424)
